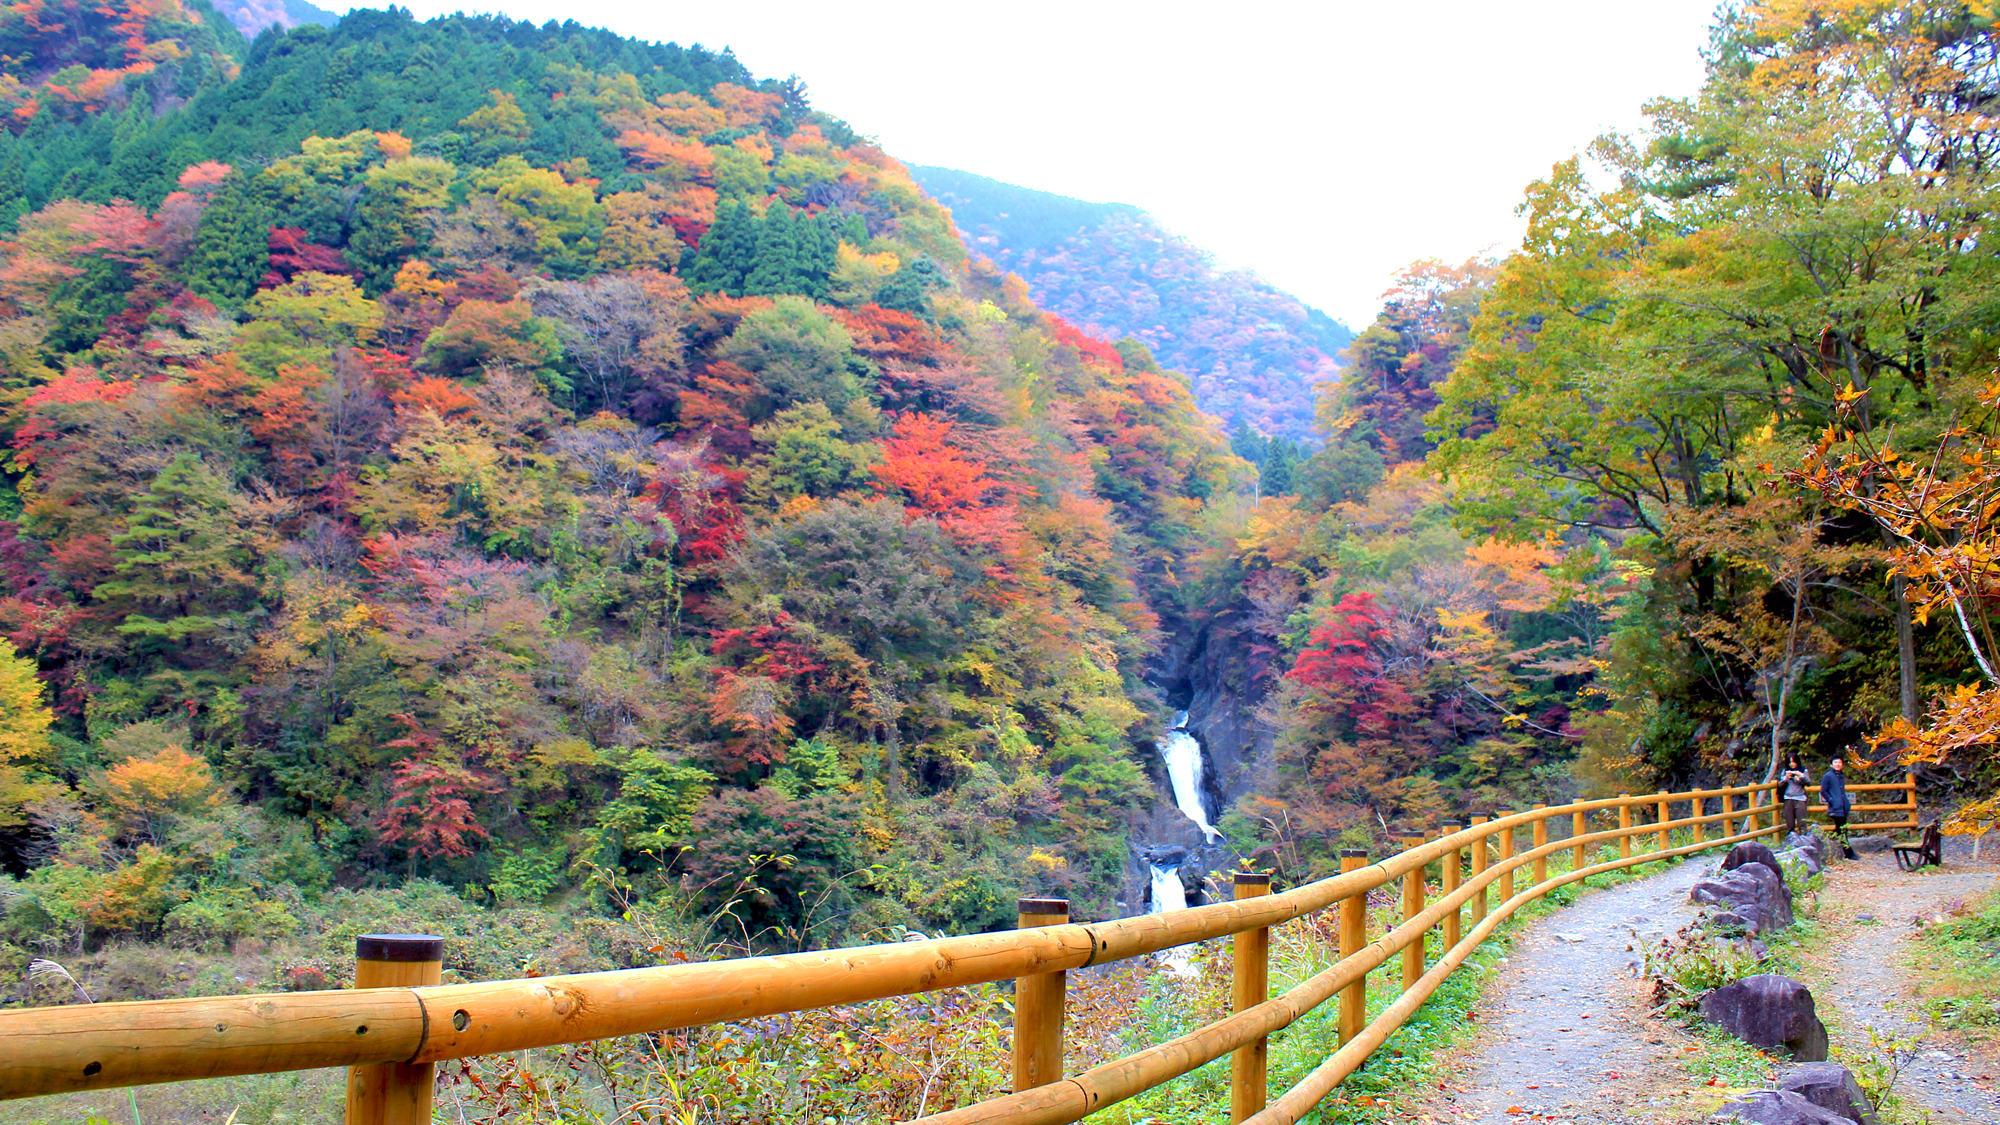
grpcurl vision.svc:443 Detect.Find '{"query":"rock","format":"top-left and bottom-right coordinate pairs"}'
top-left (1555, 932), bottom-right (1584, 943)
top-left (1854, 913), bottom-right (1875, 923)
top-left (1692, 863), bottom-right (1795, 934)
top-left (1701, 974), bottom-right (1829, 1061)
top-left (1723, 841), bottom-right (1787, 885)
top-left (1778, 847), bottom-right (1823, 876)
top-left (1784, 832), bottom-right (1824, 862)
top-left (1710, 1089), bottom-right (1856, 1124)
top-left (1851, 835), bottom-right (1892, 854)
top-left (1776, 1062), bottom-right (1881, 1125)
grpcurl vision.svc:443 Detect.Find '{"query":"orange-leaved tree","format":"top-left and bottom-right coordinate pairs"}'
top-left (1792, 379), bottom-right (2000, 836)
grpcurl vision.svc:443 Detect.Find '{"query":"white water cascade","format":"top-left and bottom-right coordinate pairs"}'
top-left (1159, 711), bottom-right (1220, 842)
top-left (1148, 864), bottom-right (1188, 913)
top-left (1147, 862), bottom-right (1197, 975)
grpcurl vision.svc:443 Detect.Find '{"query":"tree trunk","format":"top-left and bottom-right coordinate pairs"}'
top-left (1895, 572), bottom-right (1917, 725)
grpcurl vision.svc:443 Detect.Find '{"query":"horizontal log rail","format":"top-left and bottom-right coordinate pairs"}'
top-left (0, 775), bottom-right (1915, 1124)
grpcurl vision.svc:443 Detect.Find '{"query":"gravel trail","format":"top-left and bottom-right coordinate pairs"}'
top-left (1408, 857), bottom-right (1726, 1124)
top-left (1814, 850), bottom-right (1999, 1124)
top-left (1402, 841), bottom-right (2000, 1125)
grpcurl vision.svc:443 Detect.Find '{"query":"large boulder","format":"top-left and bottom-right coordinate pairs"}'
top-left (1701, 974), bottom-right (1829, 1061)
top-left (1692, 863), bottom-right (1795, 934)
top-left (1851, 835), bottom-right (1892, 854)
top-left (1710, 1090), bottom-right (1854, 1124)
top-left (1784, 832), bottom-right (1825, 865)
top-left (1723, 841), bottom-right (1786, 885)
top-left (1777, 1063), bottom-right (1880, 1125)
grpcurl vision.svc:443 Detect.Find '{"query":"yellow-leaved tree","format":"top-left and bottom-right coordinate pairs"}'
top-left (0, 636), bottom-right (53, 828)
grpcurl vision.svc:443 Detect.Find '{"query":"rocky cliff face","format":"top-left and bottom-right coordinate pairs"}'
top-left (1123, 617), bottom-right (1277, 912)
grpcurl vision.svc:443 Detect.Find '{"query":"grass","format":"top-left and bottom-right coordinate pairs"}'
top-left (0, 1067), bottom-right (344, 1125)
top-left (1911, 886), bottom-right (2000, 1032)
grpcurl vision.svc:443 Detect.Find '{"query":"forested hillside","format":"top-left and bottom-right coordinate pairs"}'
top-left (1216, 0), bottom-right (2000, 879)
top-left (4, 0), bottom-right (1992, 1002)
top-left (913, 166), bottom-right (1352, 445)
top-left (0, 3), bottom-right (1252, 966)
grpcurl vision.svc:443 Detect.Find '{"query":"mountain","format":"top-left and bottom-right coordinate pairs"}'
top-left (912, 165), bottom-right (1353, 444)
top-left (0, 4), bottom-right (1250, 956)
top-left (208, 0), bottom-right (341, 37)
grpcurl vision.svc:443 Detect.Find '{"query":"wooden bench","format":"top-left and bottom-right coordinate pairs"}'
top-left (1893, 821), bottom-right (1942, 871)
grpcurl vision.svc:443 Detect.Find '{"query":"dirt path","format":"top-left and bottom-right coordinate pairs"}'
top-left (1406, 857), bottom-right (1728, 1124)
top-left (1810, 851), bottom-right (2000, 1124)
top-left (1402, 843), bottom-right (2000, 1125)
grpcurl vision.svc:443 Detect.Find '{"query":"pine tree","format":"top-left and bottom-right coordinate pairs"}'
top-left (743, 203), bottom-right (800, 296)
top-left (688, 199), bottom-right (753, 296)
top-left (1260, 437), bottom-right (1301, 497)
top-left (1229, 416), bottom-right (1268, 466)
top-left (802, 212), bottom-right (838, 299)
top-left (185, 174), bottom-right (274, 307)
top-left (876, 257), bottom-right (947, 319)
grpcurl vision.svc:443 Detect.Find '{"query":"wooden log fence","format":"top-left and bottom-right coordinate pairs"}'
top-left (0, 776), bottom-right (1918, 1124)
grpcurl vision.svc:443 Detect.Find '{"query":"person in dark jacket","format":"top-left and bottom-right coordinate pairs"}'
top-left (1820, 756), bottom-right (1855, 858)
top-left (1780, 754), bottom-right (1810, 837)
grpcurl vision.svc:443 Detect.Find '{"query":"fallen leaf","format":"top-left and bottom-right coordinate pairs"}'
top-left (1505, 1108), bottom-right (1526, 1116)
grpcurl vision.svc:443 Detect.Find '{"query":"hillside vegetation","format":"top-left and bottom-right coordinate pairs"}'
top-left (0, 0), bottom-right (1995, 1031)
top-left (1213, 0), bottom-right (2000, 883)
top-left (0, 4), bottom-right (1250, 971)
top-left (914, 166), bottom-right (1352, 445)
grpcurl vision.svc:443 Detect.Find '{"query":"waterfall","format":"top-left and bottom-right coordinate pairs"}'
top-left (1149, 863), bottom-right (1187, 913)
top-left (1148, 862), bottom-right (1197, 976)
top-left (1160, 711), bottom-right (1220, 842)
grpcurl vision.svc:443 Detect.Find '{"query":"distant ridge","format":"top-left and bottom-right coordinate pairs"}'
top-left (913, 165), bottom-right (1352, 444)
top-left (208, 0), bottom-right (340, 38)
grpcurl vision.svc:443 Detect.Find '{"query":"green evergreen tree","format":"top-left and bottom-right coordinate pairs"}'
top-left (876, 256), bottom-right (948, 319)
top-left (688, 199), bottom-right (754, 296)
top-left (1228, 416), bottom-right (1267, 466)
top-left (1259, 437), bottom-right (1301, 497)
top-left (743, 204), bottom-right (800, 296)
top-left (186, 174), bottom-right (275, 307)
top-left (803, 212), bottom-right (839, 299)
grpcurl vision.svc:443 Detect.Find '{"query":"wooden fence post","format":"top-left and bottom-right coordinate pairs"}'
top-left (1498, 814), bottom-right (1516, 902)
top-left (1531, 805), bottom-right (1548, 888)
top-left (1338, 850), bottom-right (1368, 1046)
top-left (1723, 790), bottom-right (1736, 837)
top-left (1692, 791), bottom-right (1705, 846)
top-left (1468, 815), bottom-right (1490, 924)
top-left (1231, 874), bottom-right (1271, 1123)
top-left (1572, 808), bottom-right (1586, 874)
top-left (1618, 795), bottom-right (1632, 860)
top-left (346, 934), bottom-right (443, 1125)
top-left (1656, 790), bottom-right (1670, 854)
top-left (1400, 835), bottom-right (1425, 992)
top-left (1441, 822), bottom-right (1462, 951)
top-left (1906, 772), bottom-right (1919, 823)
top-left (1013, 898), bottom-right (1068, 1095)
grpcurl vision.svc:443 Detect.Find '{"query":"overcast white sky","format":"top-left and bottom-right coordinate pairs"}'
top-left (385, 0), bottom-right (1725, 328)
